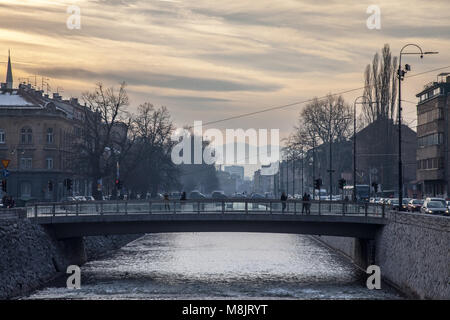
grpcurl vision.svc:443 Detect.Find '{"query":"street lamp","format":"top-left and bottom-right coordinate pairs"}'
top-left (397, 44), bottom-right (438, 208)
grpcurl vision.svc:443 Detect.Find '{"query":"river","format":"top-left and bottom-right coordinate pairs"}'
top-left (26, 233), bottom-right (402, 299)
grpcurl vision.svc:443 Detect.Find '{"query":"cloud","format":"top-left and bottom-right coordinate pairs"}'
top-left (22, 66), bottom-right (282, 92)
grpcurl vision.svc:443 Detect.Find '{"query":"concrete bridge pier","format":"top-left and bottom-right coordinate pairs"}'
top-left (60, 237), bottom-right (87, 266)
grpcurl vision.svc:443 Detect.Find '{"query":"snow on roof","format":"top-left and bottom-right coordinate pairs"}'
top-left (0, 90), bottom-right (34, 106)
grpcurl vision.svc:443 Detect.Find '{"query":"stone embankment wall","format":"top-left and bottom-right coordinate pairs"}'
top-left (0, 209), bottom-right (142, 299)
top-left (316, 211), bottom-right (450, 299)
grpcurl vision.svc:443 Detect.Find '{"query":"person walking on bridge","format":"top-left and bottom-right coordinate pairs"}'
top-left (302, 193), bottom-right (308, 213)
top-left (281, 192), bottom-right (287, 213)
top-left (163, 193), bottom-right (170, 211)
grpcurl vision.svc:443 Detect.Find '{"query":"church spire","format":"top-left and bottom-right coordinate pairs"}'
top-left (6, 49), bottom-right (13, 89)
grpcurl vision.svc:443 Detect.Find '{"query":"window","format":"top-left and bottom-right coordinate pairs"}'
top-left (0, 129), bottom-right (4, 143)
top-left (418, 132), bottom-right (444, 148)
top-left (20, 157), bottom-right (32, 169)
top-left (46, 128), bottom-right (53, 144)
top-left (20, 127), bottom-right (32, 144)
top-left (46, 158), bottom-right (53, 170)
top-left (20, 182), bottom-right (32, 198)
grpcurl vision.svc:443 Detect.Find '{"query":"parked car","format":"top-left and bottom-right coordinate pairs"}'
top-left (387, 198), bottom-right (399, 210)
top-left (211, 191), bottom-right (227, 199)
top-left (189, 190), bottom-right (206, 199)
top-left (421, 199), bottom-right (449, 215)
top-left (407, 199), bottom-right (423, 212)
top-left (401, 198), bottom-right (412, 210)
top-left (85, 196), bottom-right (95, 201)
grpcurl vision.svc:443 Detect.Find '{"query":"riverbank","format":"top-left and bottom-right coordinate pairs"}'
top-left (314, 210), bottom-right (450, 300)
top-left (0, 213), bottom-right (142, 299)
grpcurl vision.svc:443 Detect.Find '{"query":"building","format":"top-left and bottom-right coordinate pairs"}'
top-left (253, 165), bottom-right (276, 195)
top-left (355, 117), bottom-right (417, 197)
top-left (223, 165), bottom-right (244, 180)
top-left (0, 53), bottom-right (90, 204)
top-left (415, 73), bottom-right (450, 198)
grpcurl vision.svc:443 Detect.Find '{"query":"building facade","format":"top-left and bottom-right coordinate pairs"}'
top-left (0, 54), bottom-right (91, 204)
top-left (415, 73), bottom-right (450, 198)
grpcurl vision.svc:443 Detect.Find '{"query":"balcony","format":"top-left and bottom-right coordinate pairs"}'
top-left (417, 169), bottom-right (445, 181)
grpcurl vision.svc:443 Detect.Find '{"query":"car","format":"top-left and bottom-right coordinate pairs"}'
top-left (85, 196), bottom-right (95, 201)
top-left (232, 192), bottom-right (247, 198)
top-left (421, 200), bottom-right (449, 215)
top-left (387, 198), bottom-right (400, 210)
top-left (401, 198), bottom-right (412, 210)
top-left (62, 196), bottom-right (76, 203)
top-left (407, 199), bottom-right (423, 212)
top-left (211, 191), bottom-right (227, 199)
top-left (73, 196), bottom-right (87, 202)
top-left (250, 193), bottom-right (265, 199)
top-left (189, 190), bottom-right (206, 199)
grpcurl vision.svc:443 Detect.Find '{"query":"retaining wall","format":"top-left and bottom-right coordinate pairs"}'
top-left (316, 211), bottom-right (450, 299)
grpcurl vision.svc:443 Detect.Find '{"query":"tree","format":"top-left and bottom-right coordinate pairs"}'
top-left (74, 82), bottom-right (133, 199)
top-left (126, 103), bottom-right (179, 196)
top-left (363, 44), bottom-right (398, 124)
top-left (287, 94), bottom-right (353, 192)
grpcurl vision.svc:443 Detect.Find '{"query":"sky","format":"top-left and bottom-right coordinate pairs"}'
top-left (0, 0), bottom-right (449, 176)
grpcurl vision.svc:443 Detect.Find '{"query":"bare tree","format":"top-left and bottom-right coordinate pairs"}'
top-left (126, 103), bottom-right (179, 196)
top-left (363, 44), bottom-right (398, 124)
top-left (74, 82), bottom-right (132, 199)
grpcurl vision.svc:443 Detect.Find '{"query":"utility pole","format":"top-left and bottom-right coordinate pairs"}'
top-left (397, 44), bottom-right (437, 207)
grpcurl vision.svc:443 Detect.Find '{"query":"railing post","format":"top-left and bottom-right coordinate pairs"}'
top-left (245, 201), bottom-right (248, 214)
top-left (149, 201), bottom-right (152, 214)
top-left (34, 204), bottom-right (38, 218)
top-left (365, 203), bottom-right (368, 216)
top-left (294, 201), bottom-right (297, 215)
top-left (222, 201), bottom-right (225, 214)
top-left (270, 201), bottom-right (272, 214)
top-left (198, 201), bottom-right (200, 214)
top-left (318, 200), bottom-right (321, 215)
top-left (382, 204), bottom-right (385, 218)
top-left (125, 201), bottom-right (128, 215)
top-left (100, 202), bottom-right (103, 215)
top-left (76, 203), bottom-right (79, 216)
top-left (174, 201), bottom-right (176, 214)
top-left (116, 201), bottom-right (119, 214)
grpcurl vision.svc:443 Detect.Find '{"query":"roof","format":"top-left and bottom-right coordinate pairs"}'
top-left (0, 90), bottom-right (34, 107)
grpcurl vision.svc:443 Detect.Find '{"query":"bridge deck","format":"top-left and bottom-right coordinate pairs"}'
top-left (27, 200), bottom-right (387, 239)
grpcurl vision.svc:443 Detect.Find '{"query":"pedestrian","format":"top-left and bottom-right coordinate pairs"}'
top-left (306, 193), bottom-right (311, 214)
top-left (281, 192), bottom-right (287, 213)
top-left (302, 192), bottom-right (307, 214)
top-left (163, 193), bottom-right (170, 211)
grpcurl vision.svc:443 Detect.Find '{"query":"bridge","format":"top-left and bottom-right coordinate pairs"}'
top-left (27, 199), bottom-right (387, 239)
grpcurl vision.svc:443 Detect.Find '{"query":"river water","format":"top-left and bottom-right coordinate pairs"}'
top-left (26, 233), bottom-right (402, 299)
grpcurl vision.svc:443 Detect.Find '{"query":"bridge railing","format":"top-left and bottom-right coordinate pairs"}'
top-left (26, 199), bottom-right (386, 219)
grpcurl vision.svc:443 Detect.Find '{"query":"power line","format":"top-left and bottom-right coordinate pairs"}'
top-left (196, 65), bottom-right (450, 128)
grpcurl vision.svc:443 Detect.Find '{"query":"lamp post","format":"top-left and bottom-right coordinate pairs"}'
top-left (397, 44), bottom-right (438, 208)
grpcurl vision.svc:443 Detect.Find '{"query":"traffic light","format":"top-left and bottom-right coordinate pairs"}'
top-left (372, 182), bottom-right (378, 193)
top-left (64, 178), bottom-right (73, 191)
top-left (1, 179), bottom-right (6, 192)
top-left (115, 179), bottom-right (122, 190)
top-left (338, 178), bottom-right (346, 189)
top-left (314, 178), bottom-right (322, 190)
top-left (48, 180), bottom-right (53, 191)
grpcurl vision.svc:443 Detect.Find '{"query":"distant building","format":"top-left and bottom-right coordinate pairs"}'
top-left (253, 165), bottom-right (276, 195)
top-left (355, 117), bottom-right (417, 197)
top-left (0, 53), bottom-right (90, 203)
top-left (223, 165), bottom-right (244, 180)
top-left (415, 73), bottom-right (450, 198)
